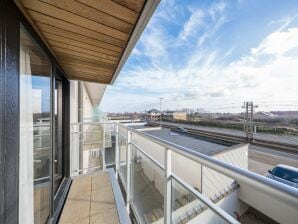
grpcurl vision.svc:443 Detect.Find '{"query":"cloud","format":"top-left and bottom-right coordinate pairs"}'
top-left (251, 28), bottom-right (298, 56)
top-left (100, 2), bottom-right (298, 113)
top-left (269, 13), bottom-right (298, 32)
top-left (179, 0), bottom-right (227, 44)
top-left (179, 8), bottom-right (205, 40)
top-left (209, 0), bottom-right (226, 21)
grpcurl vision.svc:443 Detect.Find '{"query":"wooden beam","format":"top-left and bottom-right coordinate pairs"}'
top-left (77, 0), bottom-right (139, 24)
top-left (39, 0), bottom-right (133, 34)
top-left (40, 30), bottom-right (121, 56)
top-left (64, 65), bottom-right (113, 77)
top-left (48, 40), bottom-right (119, 62)
top-left (22, 0), bottom-right (129, 41)
top-left (62, 62), bottom-right (113, 74)
top-left (29, 10), bottom-right (126, 47)
top-left (56, 52), bottom-right (116, 70)
top-left (113, 0), bottom-right (145, 13)
top-left (54, 47), bottom-right (117, 65)
top-left (37, 23), bottom-right (123, 53)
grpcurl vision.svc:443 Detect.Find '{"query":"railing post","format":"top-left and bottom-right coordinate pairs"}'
top-left (115, 123), bottom-right (119, 179)
top-left (102, 123), bottom-right (106, 171)
top-left (79, 124), bottom-right (83, 174)
top-left (126, 130), bottom-right (132, 213)
top-left (164, 148), bottom-right (172, 224)
top-left (201, 165), bottom-right (203, 193)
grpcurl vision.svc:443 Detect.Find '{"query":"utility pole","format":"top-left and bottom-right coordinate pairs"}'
top-left (160, 97), bottom-right (163, 126)
top-left (242, 102), bottom-right (257, 140)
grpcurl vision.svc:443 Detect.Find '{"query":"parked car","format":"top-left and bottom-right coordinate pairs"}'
top-left (174, 127), bottom-right (188, 133)
top-left (144, 122), bottom-right (154, 126)
top-left (267, 164), bottom-right (298, 188)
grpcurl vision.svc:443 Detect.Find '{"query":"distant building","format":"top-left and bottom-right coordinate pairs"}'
top-left (254, 111), bottom-right (277, 119)
top-left (147, 109), bottom-right (161, 120)
top-left (163, 110), bottom-right (187, 121)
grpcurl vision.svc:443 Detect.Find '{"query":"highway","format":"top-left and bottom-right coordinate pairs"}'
top-left (153, 121), bottom-right (298, 145)
top-left (149, 121), bottom-right (298, 155)
top-left (145, 121), bottom-right (298, 175)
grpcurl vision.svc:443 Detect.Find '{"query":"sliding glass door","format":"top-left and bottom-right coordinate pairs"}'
top-left (19, 28), bottom-right (52, 224)
top-left (19, 22), bottom-right (69, 224)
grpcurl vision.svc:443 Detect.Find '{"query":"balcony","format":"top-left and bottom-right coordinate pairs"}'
top-left (63, 122), bottom-right (298, 224)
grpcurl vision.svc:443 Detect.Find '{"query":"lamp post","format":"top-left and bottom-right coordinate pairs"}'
top-left (159, 97), bottom-right (163, 126)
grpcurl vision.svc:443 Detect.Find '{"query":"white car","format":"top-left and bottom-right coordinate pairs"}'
top-left (267, 164), bottom-right (298, 188)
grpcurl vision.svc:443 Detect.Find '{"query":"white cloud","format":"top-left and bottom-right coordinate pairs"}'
top-left (269, 13), bottom-right (298, 32)
top-left (251, 28), bottom-right (298, 56)
top-left (100, 3), bottom-right (298, 113)
top-left (102, 27), bottom-right (298, 112)
top-left (179, 8), bottom-right (205, 40)
top-left (209, 0), bottom-right (226, 21)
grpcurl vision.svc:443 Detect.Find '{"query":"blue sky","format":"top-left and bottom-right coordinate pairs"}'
top-left (100, 0), bottom-right (298, 113)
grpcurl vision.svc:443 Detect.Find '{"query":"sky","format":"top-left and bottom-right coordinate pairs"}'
top-left (100, 0), bottom-right (298, 113)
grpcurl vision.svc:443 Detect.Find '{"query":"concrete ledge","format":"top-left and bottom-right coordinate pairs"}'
top-left (108, 169), bottom-right (131, 224)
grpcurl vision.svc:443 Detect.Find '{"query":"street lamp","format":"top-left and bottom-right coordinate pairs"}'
top-left (159, 97), bottom-right (163, 126)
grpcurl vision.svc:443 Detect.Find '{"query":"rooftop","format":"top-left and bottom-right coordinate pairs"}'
top-left (143, 128), bottom-right (233, 156)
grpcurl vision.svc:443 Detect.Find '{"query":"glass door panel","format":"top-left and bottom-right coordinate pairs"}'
top-left (19, 28), bottom-right (52, 224)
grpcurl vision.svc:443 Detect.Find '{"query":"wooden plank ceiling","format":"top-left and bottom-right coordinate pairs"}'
top-left (18, 0), bottom-right (145, 83)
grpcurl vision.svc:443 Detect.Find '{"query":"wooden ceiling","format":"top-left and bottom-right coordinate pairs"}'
top-left (17, 0), bottom-right (146, 83)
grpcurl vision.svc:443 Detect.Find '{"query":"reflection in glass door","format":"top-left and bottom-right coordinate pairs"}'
top-left (54, 79), bottom-right (63, 194)
top-left (19, 28), bottom-right (51, 224)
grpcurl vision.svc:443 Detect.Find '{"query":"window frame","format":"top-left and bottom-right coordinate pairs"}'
top-left (0, 1), bottom-right (71, 223)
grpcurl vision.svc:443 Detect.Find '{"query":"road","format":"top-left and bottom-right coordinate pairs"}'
top-left (248, 146), bottom-right (298, 175)
top-left (148, 121), bottom-right (298, 176)
top-left (153, 121), bottom-right (298, 145)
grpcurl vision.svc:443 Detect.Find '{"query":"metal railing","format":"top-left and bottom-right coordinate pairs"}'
top-left (115, 123), bottom-right (242, 224)
top-left (71, 122), bottom-right (298, 224)
top-left (71, 122), bottom-right (116, 175)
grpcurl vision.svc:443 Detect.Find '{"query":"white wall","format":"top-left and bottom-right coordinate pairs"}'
top-left (239, 182), bottom-right (298, 224)
top-left (154, 190), bottom-right (248, 224)
top-left (187, 190), bottom-right (248, 224)
top-left (202, 144), bottom-right (248, 199)
top-left (172, 151), bottom-right (202, 191)
top-left (131, 133), bottom-right (248, 197)
top-left (130, 133), bottom-right (248, 202)
top-left (131, 132), bottom-right (165, 167)
top-left (82, 82), bottom-right (94, 120)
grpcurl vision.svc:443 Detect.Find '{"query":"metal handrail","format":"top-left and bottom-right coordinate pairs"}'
top-left (71, 122), bottom-right (115, 125)
top-left (117, 132), bottom-right (128, 140)
top-left (130, 141), bottom-right (165, 170)
top-left (79, 140), bottom-right (114, 145)
top-left (72, 130), bottom-right (115, 134)
top-left (128, 138), bottom-right (238, 223)
top-left (120, 123), bottom-right (298, 204)
top-left (172, 173), bottom-right (240, 224)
